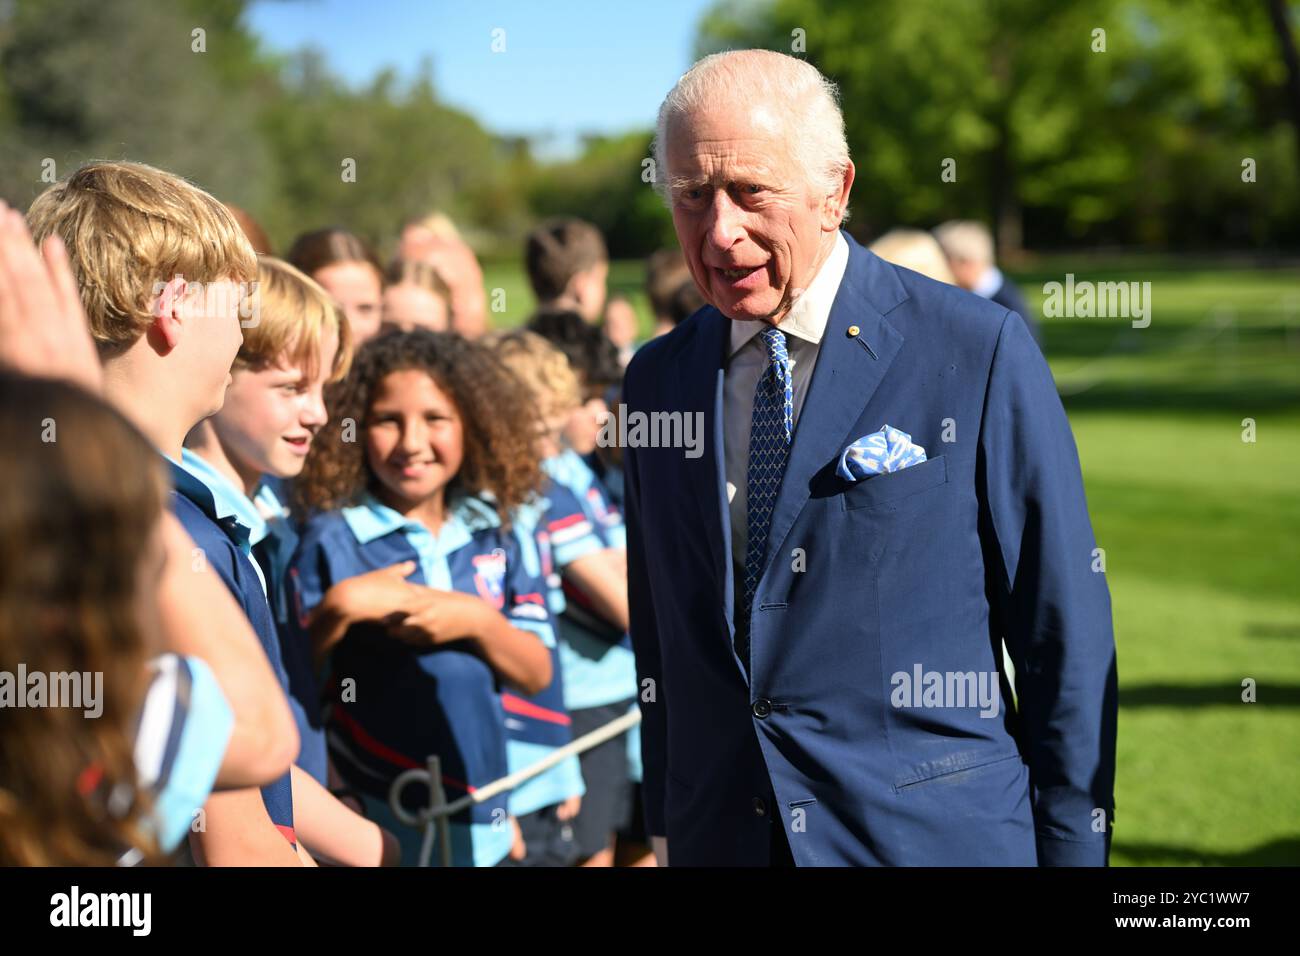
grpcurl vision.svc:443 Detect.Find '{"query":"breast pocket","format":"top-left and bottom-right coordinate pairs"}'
top-left (840, 455), bottom-right (948, 512)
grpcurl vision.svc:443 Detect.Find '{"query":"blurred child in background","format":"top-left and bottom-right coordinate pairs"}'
top-left (289, 331), bottom-right (555, 866)
top-left (528, 308), bottom-right (627, 510)
top-left (487, 330), bottom-right (635, 866)
top-left (525, 217), bottom-right (608, 324)
top-left (523, 310), bottom-right (638, 866)
top-left (398, 212), bottom-right (489, 339)
top-left (602, 292), bottom-right (639, 368)
top-left (382, 258), bottom-right (451, 334)
top-left (287, 227), bottom-right (385, 346)
top-left (644, 248), bottom-right (692, 337)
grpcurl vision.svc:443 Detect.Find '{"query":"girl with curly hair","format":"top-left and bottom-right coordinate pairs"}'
top-left (287, 330), bottom-right (555, 867)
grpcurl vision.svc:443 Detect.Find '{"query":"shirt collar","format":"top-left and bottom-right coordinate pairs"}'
top-left (341, 491), bottom-right (499, 554)
top-left (972, 264), bottom-right (1003, 299)
top-left (728, 230), bottom-right (850, 358)
top-left (253, 477), bottom-right (290, 524)
top-left (542, 448), bottom-right (591, 490)
top-left (171, 449), bottom-right (268, 548)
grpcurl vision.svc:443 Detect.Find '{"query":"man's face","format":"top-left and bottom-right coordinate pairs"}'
top-left (666, 104), bottom-right (849, 324)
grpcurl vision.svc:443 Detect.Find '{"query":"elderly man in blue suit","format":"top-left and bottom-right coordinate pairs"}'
top-left (623, 50), bottom-right (1117, 867)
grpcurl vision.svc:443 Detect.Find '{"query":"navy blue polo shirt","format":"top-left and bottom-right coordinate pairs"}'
top-left (288, 491), bottom-right (554, 867)
top-left (166, 455), bottom-right (296, 847)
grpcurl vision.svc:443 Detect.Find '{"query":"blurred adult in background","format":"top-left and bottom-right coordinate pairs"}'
top-left (399, 212), bottom-right (489, 339)
top-left (644, 248), bottom-right (693, 337)
top-left (381, 258), bottom-right (450, 333)
top-left (287, 228), bottom-right (385, 346)
top-left (602, 293), bottom-right (638, 367)
top-left (868, 228), bottom-right (957, 284)
top-left (525, 217), bottom-right (609, 324)
top-left (934, 219), bottom-right (1041, 346)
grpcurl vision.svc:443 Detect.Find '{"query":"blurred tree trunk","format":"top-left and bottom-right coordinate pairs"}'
top-left (1266, 0), bottom-right (1300, 174)
top-left (989, 46), bottom-right (1023, 260)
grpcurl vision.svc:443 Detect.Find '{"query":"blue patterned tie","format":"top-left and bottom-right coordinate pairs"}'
top-left (737, 326), bottom-right (793, 664)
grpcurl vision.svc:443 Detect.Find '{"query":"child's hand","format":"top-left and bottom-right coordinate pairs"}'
top-left (509, 816), bottom-right (527, 861)
top-left (387, 590), bottom-right (489, 647)
top-left (0, 203), bottom-right (102, 393)
top-left (325, 561), bottom-right (422, 624)
top-left (555, 794), bottom-right (582, 822)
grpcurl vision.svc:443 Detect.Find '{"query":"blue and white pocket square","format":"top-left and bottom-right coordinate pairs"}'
top-left (837, 424), bottom-right (927, 481)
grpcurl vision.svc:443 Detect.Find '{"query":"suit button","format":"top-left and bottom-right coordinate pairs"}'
top-left (752, 797), bottom-right (767, 817)
top-left (752, 698), bottom-right (772, 718)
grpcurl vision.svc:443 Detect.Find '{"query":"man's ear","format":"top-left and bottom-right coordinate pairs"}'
top-left (150, 275), bottom-right (189, 350)
top-left (822, 159), bottom-right (856, 231)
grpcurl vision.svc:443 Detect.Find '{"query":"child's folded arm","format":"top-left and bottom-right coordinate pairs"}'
top-left (156, 512), bottom-right (298, 789)
top-left (306, 560), bottom-right (420, 661)
top-left (388, 591), bottom-right (553, 695)
top-left (474, 611), bottom-right (553, 696)
top-left (563, 547), bottom-right (630, 633)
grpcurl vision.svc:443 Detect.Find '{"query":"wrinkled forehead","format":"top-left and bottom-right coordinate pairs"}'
top-left (665, 102), bottom-right (796, 182)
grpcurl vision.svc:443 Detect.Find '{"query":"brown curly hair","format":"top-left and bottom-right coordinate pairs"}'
top-left (293, 330), bottom-right (542, 526)
top-left (0, 373), bottom-right (167, 865)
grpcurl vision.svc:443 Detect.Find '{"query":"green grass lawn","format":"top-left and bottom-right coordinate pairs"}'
top-left (1022, 259), bottom-right (1300, 866)
top-left (487, 255), bottom-right (1300, 865)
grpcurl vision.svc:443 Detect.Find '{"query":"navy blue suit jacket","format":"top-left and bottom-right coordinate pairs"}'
top-left (622, 233), bottom-right (1117, 866)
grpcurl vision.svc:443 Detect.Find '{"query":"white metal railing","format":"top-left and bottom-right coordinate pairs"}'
top-left (387, 707), bottom-right (641, 867)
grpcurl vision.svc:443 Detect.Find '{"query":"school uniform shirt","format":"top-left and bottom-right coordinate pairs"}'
top-left (166, 454), bottom-right (296, 846)
top-left (288, 492), bottom-right (554, 868)
top-left (180, 452), bottom-right (328, 785)
top-left (504, 478), bottom-right (606, 817)
top-left (542, 449), bottom-right (638, 712)
top-left (247, 477), bottom-right (330, 786)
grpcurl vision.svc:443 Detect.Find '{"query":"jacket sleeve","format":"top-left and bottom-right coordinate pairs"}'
top-left (977, 310), bottom-right (1118, 866)
top-left (622, 371), bottom-right (668, 837)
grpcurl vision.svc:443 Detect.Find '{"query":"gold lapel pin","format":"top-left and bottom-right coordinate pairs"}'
top-left (847, 325), bottom-right (860, 337)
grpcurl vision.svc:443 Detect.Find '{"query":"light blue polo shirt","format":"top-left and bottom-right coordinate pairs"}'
top-left (542, 450), bottom-right (638, 712)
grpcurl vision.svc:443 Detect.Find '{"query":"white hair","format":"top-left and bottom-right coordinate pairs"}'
top-left (933, 220), bottom-right (995, 266)
top-left (869, 229), bottom-right (957, 285)
top-left (652, 50), bottom-right (851, 208)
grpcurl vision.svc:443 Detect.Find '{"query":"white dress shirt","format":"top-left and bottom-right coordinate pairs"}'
top-left (723, 230), bottom-right (850, 570)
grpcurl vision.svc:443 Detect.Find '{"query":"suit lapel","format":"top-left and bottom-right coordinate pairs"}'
top-left (761, 239), bottom-right (907, 581)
